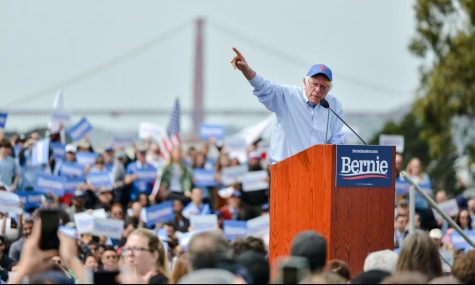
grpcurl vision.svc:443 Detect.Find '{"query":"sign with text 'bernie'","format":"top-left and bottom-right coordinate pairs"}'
top-left (200, 123), bottom-right (225, 141)
top-left (0, 191), bottom-right (22, 214)
top-left (193, 169), bottom-right (216, 188)
top-left (50, 143), bottom-right (66, 161)
top-left (146, 201), bottom-right (174, 226)
top-left (60, 162), bottom-right (85, 177)
top-left (87, 171), bottom-right (113, 189)
top-left (450, 230), bottom-right (475, 251)
top-left (223, 220), bottom-right (248, 241)
top-left (35, 173), bottom-right (66, 197)
top-left (0, 113), bottom-right (7, 129)
top-left (17, 191), bottom-right (44, 210)
top-left (336, 145), bottom-right (393, 188)
top-left (68, 117), bottom-right (93, 142)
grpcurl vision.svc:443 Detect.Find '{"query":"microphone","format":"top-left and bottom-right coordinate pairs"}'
top-left (320, 98), bottom-right (367, 145)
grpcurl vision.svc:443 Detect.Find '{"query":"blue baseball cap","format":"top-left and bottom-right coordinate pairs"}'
top-left (306, 64), bottom-right (332, 81)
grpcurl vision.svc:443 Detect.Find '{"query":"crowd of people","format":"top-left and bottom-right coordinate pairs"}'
top-left (0, 129), bottom-right (474, 283)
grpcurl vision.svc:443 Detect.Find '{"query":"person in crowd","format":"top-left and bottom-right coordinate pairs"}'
top-left (394, 214), bottom-right (409, 250)
top-left (231, 236), bottom-right (268, 257)
top-left (235, 250), bottom-right (269, 284)
top-left (100, 246), bottom-right (119, 272)
top-left (468, 198), bottom-right (475, 228)
top-left (83, 254), bottom-right (98, 272)
top-left (324, 259), bottom-right (350, 281)
top-left (188, 230), bottom-right (232, 270)
top-left (171, 199), bottom-right (190, 233)
top-left (8, 219), bottom-right (33, 262)
top-left (0, 139), bottom-right (20, 192)
top-left (122, 228), bottom-right (170, 284)
top-left (451, 249), bottom-right (475, 284)
top-left (9, 220), bottom-right (87, 284)
top-left (396, 230), bottom-right (442, 280)
top-left (125, 145), bottom-right (157, 203)
top-left (290, 230), bottom-right (327, 274)
top-left (428, 228), bottom-right (453, 272)
top-left (65, 191), bottom-right (87, 222)
top-left (363, 249), bottom-right (398, 273)
top-left (93, 188), bottom-right (115, 212)
top-left (455, 208), bottom-right (473, 230)
top-left (0, 236), bottom-right (14, 282)
top-left (182, 188), bottom-right (212, 220)
top-left (146, 143), bottom-right (165, 171)
top-left (220, 191), bottom-right (246, 221)
top-left (231, 47), bottom-right (345, 164)
top-left (159, 147), bottom-right (193, 201)
top-left (406, 157), bottom-right (432, 209)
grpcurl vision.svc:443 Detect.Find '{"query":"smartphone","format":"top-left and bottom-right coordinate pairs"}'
top-left (93, 271), bottom-right (120, 284)
top-left (39, 209), bottom-right (60, 250)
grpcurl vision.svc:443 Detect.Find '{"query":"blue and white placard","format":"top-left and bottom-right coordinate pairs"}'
top-left (336, 145), bottom-right (393, 188)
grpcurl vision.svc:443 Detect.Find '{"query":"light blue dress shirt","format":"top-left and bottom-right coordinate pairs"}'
top-left (250, 74), bottom-right (346, 164)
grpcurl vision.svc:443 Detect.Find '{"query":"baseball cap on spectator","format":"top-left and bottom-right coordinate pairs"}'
top-left (77, 140), bottom-right (91, 149)
top-left (73, 190), bottom-right (87, 199)
top-left (136, 144), bottom-right (148, 153)
top-left (65, 144), bottom-right (77, 153)
top-left (290, 230), bottom-right (327, 273)
top-left (429, 228), bottom-right (443, 239)
top-left (104, 146), bottom-right (114, 152)
top-left (306, 64), bottom-right (333, 81)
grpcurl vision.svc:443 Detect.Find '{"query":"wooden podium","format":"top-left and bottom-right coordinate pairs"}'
top-left (269, 144), bottom-right (394, 276)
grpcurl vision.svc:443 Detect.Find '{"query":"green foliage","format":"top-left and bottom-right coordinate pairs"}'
top-left (384, 0), bottom-right (475, 195)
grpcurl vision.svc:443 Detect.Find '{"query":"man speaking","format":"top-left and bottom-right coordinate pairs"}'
top-left (231, 47), bottom-right (346, 164)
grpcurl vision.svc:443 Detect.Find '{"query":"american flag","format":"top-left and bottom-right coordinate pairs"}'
top-left (160, 99), bottom-right (181, 161)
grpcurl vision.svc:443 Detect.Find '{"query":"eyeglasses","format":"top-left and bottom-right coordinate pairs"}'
top-left (307, 79), bottom-right (330, 92)
top-left (121, 246), bottom-right (152, 255)
top-left (104, 255), bottom-right (119, 260)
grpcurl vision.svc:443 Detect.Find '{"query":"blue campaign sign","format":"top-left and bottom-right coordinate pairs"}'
top-left (50, 143), bottom-right (66, 161)
top-left (35, 173), bottom-right (66, 197)
top-left (450, 230), bottom-right (475, 251)
top-left (336, 145), bottom-right (393, 188)
top-left (200, 123), bottom-right (225, 141)
top-left (87, 171), bottom-right (112, 189)
top-left (76, 152), bottom-right (98, 167)
top-left (0, 113), bottom-right (7, 129)
top-left (223, 220), bottom-right (248, 241)
top-left (193, 168), bottom-right (216, 187)
top-left (65, 176), bottom-right (86, 194)
top-left (135, 167), bottom-right (157, 181)
top-left (68, 117), bottom-right (93, 142)
top-left (146, 201), bottom-right (174, 226)
top-left (17, 191), bottom-right (44, 210)
top-left (60, 162), bottom-right (85, 177)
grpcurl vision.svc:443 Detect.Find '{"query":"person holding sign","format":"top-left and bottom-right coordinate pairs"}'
top-left (231, 48), bottom-right (346, 164)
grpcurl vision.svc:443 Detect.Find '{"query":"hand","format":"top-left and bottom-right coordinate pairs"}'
top-left (231, 47), bottom-right (256, 80)
top-left (14, 220), bottom-right (58, 277)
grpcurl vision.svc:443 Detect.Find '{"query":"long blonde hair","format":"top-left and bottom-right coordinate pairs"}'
top-left (129, 228), bottom-right (170, 278)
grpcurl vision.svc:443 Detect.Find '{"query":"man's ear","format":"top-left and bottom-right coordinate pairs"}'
top-left (302, 77), bottom-right (307, 85)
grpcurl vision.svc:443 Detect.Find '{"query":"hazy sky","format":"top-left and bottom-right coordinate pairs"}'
top-left (0, 0), bottom-right (419, 134)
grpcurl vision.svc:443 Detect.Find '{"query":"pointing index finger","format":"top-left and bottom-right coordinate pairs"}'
top-left (232, 47), bottom-right (243, 58)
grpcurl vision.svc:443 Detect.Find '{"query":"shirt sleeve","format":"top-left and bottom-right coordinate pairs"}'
top-left (249, 74), bottom-right (287, 115)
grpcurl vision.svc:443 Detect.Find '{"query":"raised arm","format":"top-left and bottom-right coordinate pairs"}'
top-left (230, 47), bottom-right (256, 80)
